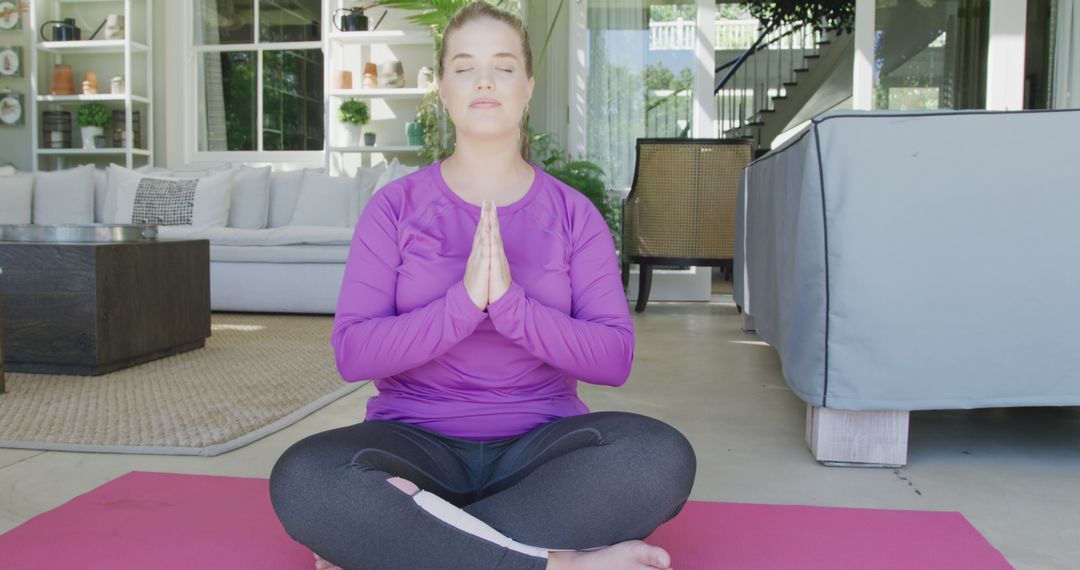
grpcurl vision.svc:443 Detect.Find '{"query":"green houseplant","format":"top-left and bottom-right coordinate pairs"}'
top-left (529, 131), bottom-right (621, 249)
top-left (338, 98), bottom-right (371, 147)
top-left (77, 103), bottom-right (110, 149)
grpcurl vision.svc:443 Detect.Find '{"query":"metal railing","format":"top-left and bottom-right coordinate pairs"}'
top-left (713, 21), bottom-right (832, 147)
top-left (650, 19), bottom-right (820, 51)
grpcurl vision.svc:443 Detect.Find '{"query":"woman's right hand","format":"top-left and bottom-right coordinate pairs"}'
top-left (463, 200), bottom-right (491, 311)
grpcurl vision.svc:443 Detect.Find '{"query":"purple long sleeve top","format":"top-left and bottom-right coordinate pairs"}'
top-left (331, 160), bottom-right (634, 440)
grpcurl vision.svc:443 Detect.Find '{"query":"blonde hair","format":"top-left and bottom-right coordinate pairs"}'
top-left (437, 1), bottom-right (533, 79)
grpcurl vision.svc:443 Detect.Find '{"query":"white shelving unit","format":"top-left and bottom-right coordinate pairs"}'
top-left (323, 3), bottom-right (433, 175)
top-left (30, 0), bottom-right (153, 170)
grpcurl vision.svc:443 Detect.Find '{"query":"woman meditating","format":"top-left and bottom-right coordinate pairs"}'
top-left (269, 3), bottom-right (697, 569)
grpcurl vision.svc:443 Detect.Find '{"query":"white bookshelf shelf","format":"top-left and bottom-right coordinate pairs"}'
top-left (329, 88), bottom-right (428, 99)
top-left (38, 40), bottom-right (149, 54)
top-left (32, 0), bottom-right (155, 170)
top-left (37, 94), bottom-right (151, 104)
top-left (328, 30), bottom-right (433, 45)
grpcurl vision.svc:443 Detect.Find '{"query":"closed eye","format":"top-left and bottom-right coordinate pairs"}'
top-left (497, 68), bottom-right (513, 73)
top-left (455, 68), bottom-right (473, 73)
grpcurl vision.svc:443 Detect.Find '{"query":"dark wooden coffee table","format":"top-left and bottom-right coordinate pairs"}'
top-left (0, 236), bottom-right (210, 375)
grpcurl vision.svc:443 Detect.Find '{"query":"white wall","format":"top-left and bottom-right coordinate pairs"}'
top-left (0, 8), bottom-right (33, 170)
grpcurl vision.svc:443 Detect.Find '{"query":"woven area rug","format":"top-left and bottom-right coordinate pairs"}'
top-left (0, 313), bottom-right (365, 456)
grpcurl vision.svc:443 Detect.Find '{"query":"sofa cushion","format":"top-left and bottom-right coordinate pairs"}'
top-left (93, 169), bottom-right (109, 223)
top-left (290, 171), bottom-right (357, 227)
top-left (32, 165), bottom-right (95, 225)
top-left (0, 165), bottom-right (15, 176)
top-left (267, 170), bottom-right (305, 228)
top-left (0, 173), bottom-right (34, 224)
top-left (110, 166), bottom-right (233, 227)
top-left (209, 244), bottom-right (349, 264)
top-left (353, 164), bottom-right (385, 225)
top-left (229, 166), bottom-right (271, 229)
top-left (373, 158), bottom-right (420, 194)
top-left (156, 224), bottom-right (354, 246)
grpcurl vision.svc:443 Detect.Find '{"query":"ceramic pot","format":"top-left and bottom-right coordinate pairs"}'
top-left (363, 132), bottom-right (376, 146)
top-left (378, 60), bottom-right (405, 88)
top-left (341, 124), bottom-right (363, 147)
top-left (363, 63), bottom-right (378, 89)
top-left (82, 71), bottom-right (98, 95)
top-left (81, 125), bottom-right (103, 149)
top-left (417, 66), bottom-right (434, 90)
top-left (51, 64), bottom-right (75, 96)
top-left (331, 71), bottom-right (352, 90)
top-left (406, 121), bottom-right (424, 146)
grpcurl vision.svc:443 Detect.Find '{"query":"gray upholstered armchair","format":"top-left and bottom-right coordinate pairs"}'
top-left (620, 138), bottom-right (754, 312)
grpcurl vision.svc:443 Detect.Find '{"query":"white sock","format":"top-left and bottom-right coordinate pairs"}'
top-left (411, 490), bottom-right (551, 559)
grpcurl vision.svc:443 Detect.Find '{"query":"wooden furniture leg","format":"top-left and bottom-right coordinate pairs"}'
top-left (634, 263), bottom-right (653, 313)
top-left (805, 405), bottom-right (909, 467)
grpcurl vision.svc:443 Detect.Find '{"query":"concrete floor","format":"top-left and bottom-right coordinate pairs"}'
top-left (2, 277), bottom-right (1079, 569)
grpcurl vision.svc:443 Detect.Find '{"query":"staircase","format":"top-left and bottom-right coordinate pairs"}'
top-left (715, 22), bottom-right (855, 152)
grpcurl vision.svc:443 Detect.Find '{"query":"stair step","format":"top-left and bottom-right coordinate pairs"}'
top-left (817, 40), bottom-right (832, 46)
top-left (783, 82), bottom-right (798, 87)
top-left (745, 120), bottom-right (765, 127)
top-left (771, 95), bottom-right (788, 100)
top-left (758, 109), bottom-right (775, 114)
top-left (804, 54), bottom-right (820, 60)
top-left (793, 68), bottom-right (810, 73)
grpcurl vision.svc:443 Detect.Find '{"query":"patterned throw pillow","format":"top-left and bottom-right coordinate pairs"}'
top-left (131, 177), bottom-right (198, 226)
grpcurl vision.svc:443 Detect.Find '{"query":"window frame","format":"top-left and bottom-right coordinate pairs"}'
top-left (182, 0), bottom-right (325, 164)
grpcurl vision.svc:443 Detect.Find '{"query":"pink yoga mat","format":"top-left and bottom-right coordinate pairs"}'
top-left (0, 471), bottom-right (1012, 569)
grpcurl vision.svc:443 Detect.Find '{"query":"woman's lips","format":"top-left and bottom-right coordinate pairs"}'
top-left (470, 99), bottom-right (501, 108)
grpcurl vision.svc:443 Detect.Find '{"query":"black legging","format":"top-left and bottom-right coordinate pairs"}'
top-left (269, 411), bottom-right (697, 570)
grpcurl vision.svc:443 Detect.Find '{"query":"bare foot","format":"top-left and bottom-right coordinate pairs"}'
top-left (547, 540), bottom-right (672, 570)
top-left (386, 476), bottom-right (420, 495)
top-left (314, 552), bottom-right (344, 570)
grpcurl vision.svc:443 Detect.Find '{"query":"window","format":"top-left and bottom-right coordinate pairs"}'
top-left (584, 0), bottom-right (699, 189)
top-left (194, 0), bottom-right (323, 153)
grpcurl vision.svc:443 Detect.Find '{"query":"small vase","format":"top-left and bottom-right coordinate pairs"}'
top-left (377, 60), bottom-right (405, 88)
top-left (81, 126), bottom-right (104, 149)
top-left (417, 66), bottom-right (434, 90)
top-left (51, 64), bottom-right (75, 96)
top-left (82, 71), bottom-right (98, 95)
top-left (406, 121), bottom-right (424, 146)
top-left (362, 63), bottom-right (378, 89)
top-left (341, 124), bottom-right (363, 147)
top-left (363, 132), bottom-right (376, 146)
top-left (331, 71), bottom-right (352, 90)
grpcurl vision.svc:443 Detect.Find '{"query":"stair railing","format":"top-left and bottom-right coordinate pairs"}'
top-left (715, 20), bottom-right (827, 148)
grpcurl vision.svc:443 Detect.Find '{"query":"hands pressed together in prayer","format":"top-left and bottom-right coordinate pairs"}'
top-left (464, 200), bottom-right (513, 312)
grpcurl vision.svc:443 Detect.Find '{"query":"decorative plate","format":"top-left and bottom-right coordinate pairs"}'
top-left (0, 2), bottom-right (20, 31)
top-left (0, 46), bottom-right (20, 77)
top-left (0, 92), bottom-right (23, 125)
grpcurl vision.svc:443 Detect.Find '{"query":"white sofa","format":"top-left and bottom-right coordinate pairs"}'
top-left (0, 160), bottom-right (418, 314)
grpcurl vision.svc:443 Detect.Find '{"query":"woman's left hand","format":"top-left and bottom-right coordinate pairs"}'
top-left (486, 200), bottom-right (513, 304)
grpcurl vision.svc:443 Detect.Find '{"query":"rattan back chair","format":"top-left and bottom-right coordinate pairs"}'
top-left (621, 138), bottom-right (754, 312)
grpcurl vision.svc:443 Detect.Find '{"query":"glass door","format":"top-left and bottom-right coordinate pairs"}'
top-left (572, 0), bottom-right (716, 302)
top-left (872, 0), bottom-right (991, 111)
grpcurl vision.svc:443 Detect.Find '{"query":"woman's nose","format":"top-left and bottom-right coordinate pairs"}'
top-left (474, 70), bottom-right (494, 91)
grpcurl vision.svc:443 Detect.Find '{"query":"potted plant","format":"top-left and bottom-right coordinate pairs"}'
top-left (338, 98), bottom-right (370, 147)
top-left (77, 103), bottom-right (110, 149)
